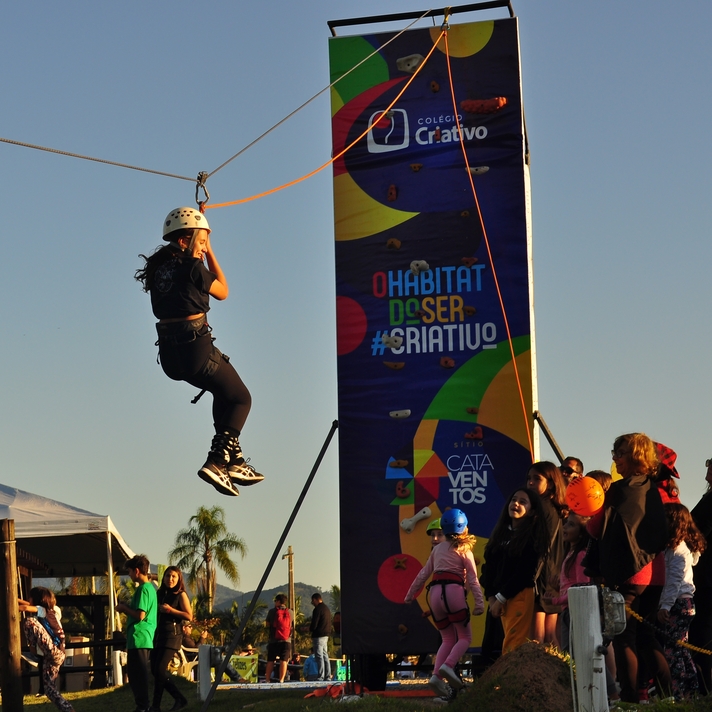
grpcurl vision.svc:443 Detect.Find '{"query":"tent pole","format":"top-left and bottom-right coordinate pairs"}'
top-left (0, 519), bottom-right (23, 710)
top-left (107, 530), bottom-right (116, 636)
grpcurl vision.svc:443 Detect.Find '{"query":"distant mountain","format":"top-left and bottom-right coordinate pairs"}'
top-left (213, 581), bottom-right (336, 617)
top-left (36, 570), bottom-right (336, 619)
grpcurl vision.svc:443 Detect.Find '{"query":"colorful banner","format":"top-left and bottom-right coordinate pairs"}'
top-left (231, 654), bottom-right (258, 683)
top-left (330, 17), bottom-right (535, 654)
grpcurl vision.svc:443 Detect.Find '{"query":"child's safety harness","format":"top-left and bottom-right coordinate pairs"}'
top-left (426, 571), bottom-right (470, 629)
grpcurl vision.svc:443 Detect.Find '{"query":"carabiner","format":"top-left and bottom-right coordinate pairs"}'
top-left (195, 171), bottom-right (210, 211)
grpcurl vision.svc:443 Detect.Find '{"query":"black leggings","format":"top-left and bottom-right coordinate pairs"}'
top-left (151, 646), bottom-right (182, 707)
top-left (159, 330), bottom-right (251, 433)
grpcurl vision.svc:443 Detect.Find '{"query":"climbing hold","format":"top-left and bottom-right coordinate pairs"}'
top-left (433, 127), bottom-right (441, 142)
top-left (413, 310), bottom-right (426, 318)
top-left (382, 334), bottom-right (403, 350)
top-left (461, 97), bottom-right (507, 113)
top-left (387, 185), bottom-right (398, 202)
top-left (389, 410), bottom-right (411, 419)
top-left (468, 166), bottom-right (489, 175)
top-left (391, 459), bottom-right (409, 468)
top-left (466, 406), bottom-right (479, 414)
top-left (393, 557), bottom-right (408, 570)
top-left (396, 54), bottom-right (425, 73)
top-left (440, 357), bottom-right (455, 369)
top-left (461, 257), bottom-right (478, 267)
top-left (410, 163), bottom-right (423, 172)
top-left (398, 624), bottom-right (408, 635)
top-left (464, 306), bottom-right (477, 316)
top-left (400, 506), bottom-right (431, 533)
top-left (410, 260), bottom-right (429, 275)
top-left (395, 481), bottom-right (411, 498)
top-left (430, 80), bottom-right (440, 93)
top-left (386, 238), bottom-right (402, 250)
top-left (384, 361), bottom-right (405, 370)
top-left (465, 426), bottom-right (484, 440)
top-left (461, 210), bottom-right (470, 218)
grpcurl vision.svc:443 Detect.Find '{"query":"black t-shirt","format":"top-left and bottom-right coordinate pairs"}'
top-left (150, 255), bottom-right (216, 319)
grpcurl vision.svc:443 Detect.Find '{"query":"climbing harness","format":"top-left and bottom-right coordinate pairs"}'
top-left (426, 572), bottom-right (470, 630)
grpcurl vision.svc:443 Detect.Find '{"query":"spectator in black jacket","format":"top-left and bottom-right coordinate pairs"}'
top-left (690, 459), bottom-right (712, 693)
top-left (309, 593), bottom-right (333, 681)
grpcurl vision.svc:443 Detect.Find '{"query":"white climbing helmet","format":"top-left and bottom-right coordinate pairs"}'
top-left (162, 207), bottom-right (210, 240)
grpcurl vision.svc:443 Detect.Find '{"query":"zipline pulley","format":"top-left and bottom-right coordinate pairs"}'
top-left (195, 171), bottom-right (210, 212)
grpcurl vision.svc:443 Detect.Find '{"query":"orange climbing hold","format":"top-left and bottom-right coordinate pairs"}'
top-left (461, 97), bottom-right (507, 113)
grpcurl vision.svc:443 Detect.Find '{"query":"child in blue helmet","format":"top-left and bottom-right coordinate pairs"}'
top-left (136, 208), bottom-right (264, 496)
top-left (405, 509), bottom-right (484, 698)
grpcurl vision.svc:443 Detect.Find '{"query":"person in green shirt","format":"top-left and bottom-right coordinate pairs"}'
top-left (116, 554), bottom-right (157, 712)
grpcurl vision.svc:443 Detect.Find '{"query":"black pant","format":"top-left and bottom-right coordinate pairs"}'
top-left (159, 329), bottom-right (251, 432)
top-left (690, 586), bottom-right (712, 693)
top-left (127, 648), bottom-right (151, 710)
top-left (613, 584), bottom-right (645, 703)
top-left (151, 646), bottom-right (184, 707)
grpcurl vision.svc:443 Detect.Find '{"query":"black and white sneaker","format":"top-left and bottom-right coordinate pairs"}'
top-left (198, 461), bottom-right (240, 496)
top-left (428, 674), bottom-right (450, 698)
top-left (228, 458), bottom-right (265, 487)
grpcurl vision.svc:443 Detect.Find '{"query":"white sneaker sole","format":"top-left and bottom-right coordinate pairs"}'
top-left (198, 468), bottom-right (240, 496)
top-left (438, 664), bottom-right (463, 690)
top-left (230, 472), bottom-right (265, 486)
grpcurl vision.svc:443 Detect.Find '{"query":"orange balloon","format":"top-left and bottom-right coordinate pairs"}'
top-left (565, 476), bottom-right (605, 516)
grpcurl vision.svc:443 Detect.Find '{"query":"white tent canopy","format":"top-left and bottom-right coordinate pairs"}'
top-left (0, 483), bottom-right (135, 577)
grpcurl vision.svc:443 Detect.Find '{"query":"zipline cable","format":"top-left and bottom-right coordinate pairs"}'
top-left (0, 136), bottom-right (195, 183)
top-left (207, 8), bottom-right (435, 179)
top-left (443, 26), bottom-right (535, 461)
top-left (0, 9), bottom-right (435, 195)
top-left (206, 28), bottom-right (446, 210)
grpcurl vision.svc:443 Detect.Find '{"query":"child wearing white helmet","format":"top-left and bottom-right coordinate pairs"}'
top-left (135, 207), bottom-right (264, 496)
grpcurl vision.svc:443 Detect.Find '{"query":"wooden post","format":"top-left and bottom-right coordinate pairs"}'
top-left (0, 519), bottom-right (24, 711)
top-left (569, 585), bottom-right (609, 712)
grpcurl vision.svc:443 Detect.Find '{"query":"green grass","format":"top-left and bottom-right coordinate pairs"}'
top-left (22, 679), bottom-right (438, 712)
top-left (21, 679), bottom-right (712, 712)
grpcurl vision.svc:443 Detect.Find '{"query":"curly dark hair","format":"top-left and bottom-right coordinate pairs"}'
top-left (664, 503), bottom-right (706, 554)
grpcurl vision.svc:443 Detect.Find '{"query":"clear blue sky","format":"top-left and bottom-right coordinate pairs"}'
top-left (2, 1), bottom-right (711, 595)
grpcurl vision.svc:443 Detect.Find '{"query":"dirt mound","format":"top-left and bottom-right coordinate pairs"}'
top-left (457, 642), bottom-right (573, 712)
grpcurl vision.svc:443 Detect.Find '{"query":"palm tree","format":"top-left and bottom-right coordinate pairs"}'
top-left (330, 584), bottom-right (341, 613)
top-left (168, 505), bottom-right (247, 613)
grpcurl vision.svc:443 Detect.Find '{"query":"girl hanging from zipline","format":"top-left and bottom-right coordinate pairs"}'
top-left (135, 207), bottom-right (264, 496)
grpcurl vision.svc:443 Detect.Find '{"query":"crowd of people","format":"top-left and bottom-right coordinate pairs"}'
top-left (404, 432), bottom-right (712, 704)
top-left (20, 430), bottom-right (712, 706)
top-left (19, 552), bottom-right (334, 712)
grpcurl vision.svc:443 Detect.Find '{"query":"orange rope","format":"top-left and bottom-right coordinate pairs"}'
top-left (206, 30), bottom-right (446, 210)
top-left (443, 30), bottom-right (535, 461)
